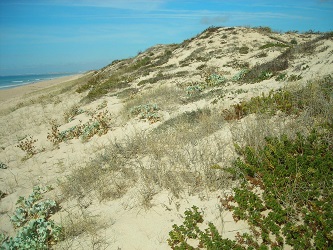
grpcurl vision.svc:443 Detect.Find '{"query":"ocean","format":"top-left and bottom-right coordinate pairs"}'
top-left (0, 73), bottom-right (77, 90)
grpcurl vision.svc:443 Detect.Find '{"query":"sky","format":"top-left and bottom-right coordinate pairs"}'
top-left (0, 0), bottom-right (332, 75)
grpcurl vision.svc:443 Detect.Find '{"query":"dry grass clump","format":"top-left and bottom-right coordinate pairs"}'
top-left (57, 209), bottom-right (109, 250)
top-left (121, 84), bottom-right (183, 121)
top-left (59, 105), bottom-right (233, 203)
top-left (58, 161), bottom-right (137, 202)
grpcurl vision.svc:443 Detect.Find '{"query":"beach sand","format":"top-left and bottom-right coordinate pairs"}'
top-left (0, 74), bottom-right (84, 104)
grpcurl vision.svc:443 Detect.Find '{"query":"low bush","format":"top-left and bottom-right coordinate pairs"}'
top-left (16, 136), bottom-right (38, 159)
top-left (242, 56), bottom-right (288, 82)
top-left (239, 46), bottom-right (249, 54)
top-left (224, 75), bottom-right (333, 120)
top-left (168, 122), bottom-right (333, 249)
top-left (130, 103), bottom-right (160, 123)
top-left (168, 206), bottom-right (241, 249)
top-left (170, 75), bottom-right (333, 249)
top-left (224, 126), bottom-right (333, 249)
top-left (47, 110), bottom-right (111, 144)
top-left (259, 42), bottom-right (289, 49)
top-left (1, 186), bottom-right (62, 249)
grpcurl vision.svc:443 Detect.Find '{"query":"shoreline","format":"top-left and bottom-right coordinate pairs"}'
top-left (0, 73), bottom-right (84, 104)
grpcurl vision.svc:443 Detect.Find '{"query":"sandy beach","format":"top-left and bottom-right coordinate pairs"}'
top-left (0, 74), bottom-right (84, 104)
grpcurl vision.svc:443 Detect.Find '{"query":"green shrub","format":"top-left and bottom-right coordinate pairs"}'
top-left (224, 127), bottom-right (333, 249)
top-left (239, 46), bottom-right (249, 54)
top-left (232, 69), bottom-right (249, 82)
top-left (64, 105), bottom-right (84, 122)
top-left (168, 206), bottom-right (242, 249)
top-left (76, 74), bottom-right (102, 93)
top-left (259, 42), bottom-right (289, 50)
top-left (186, 84), bottom-right (204, 96)
top-left (206, 73), bottom-right (227, 86)
top-left (257, 52), bottom-right (268, 58)
top-left (169, 125), bottom-right (333, 249)
top-left (130, 103), bottom-right (160, 123)
top-left (242, 48), bottom-right (289, 82)
top-left (130, 56), bottom-right (151, 71)
top-left (1, 186), bottom-right (62, 249)
top-left (288, 74), bottom-right (302, 81)
top-left (47, 110), bottom-right (111, 144)
top-left (276, 73), bottom-right (287, 81)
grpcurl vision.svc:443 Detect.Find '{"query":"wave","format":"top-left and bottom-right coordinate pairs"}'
top-left (0, 82), bottom-right (31, 89)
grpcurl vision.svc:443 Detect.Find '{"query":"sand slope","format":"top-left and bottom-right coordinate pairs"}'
top-left (0, 27), bottom-right (332, 249)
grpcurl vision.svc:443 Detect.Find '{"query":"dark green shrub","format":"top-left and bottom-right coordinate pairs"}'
top-left (259, 43), bottom-right (289, 49)
top-left (225, 127), bottom-right (333, 249)
top-left (167, 206), bottom-right (243, 249)
top-left (288, 74), bottom-right (302, 81)
top-left (243, 54), bottom-right (289, 82)
top-left (239, 46), bottom-right (249, 54)
top-left (254, 26), bottom-right (272, 33)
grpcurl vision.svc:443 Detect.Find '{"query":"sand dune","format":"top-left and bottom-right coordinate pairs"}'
top-left (1, 27), bottom-right (332, 249)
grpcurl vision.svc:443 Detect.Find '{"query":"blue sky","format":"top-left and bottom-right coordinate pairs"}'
top-left (0, 0), bottom-right (332, 75)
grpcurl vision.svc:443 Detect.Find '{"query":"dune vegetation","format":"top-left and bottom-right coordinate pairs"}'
top-left (1, 26), bottom-right (332, 249)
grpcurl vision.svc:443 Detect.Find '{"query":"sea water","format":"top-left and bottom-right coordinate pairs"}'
top-left (0, 73), bottom-right (77, 90)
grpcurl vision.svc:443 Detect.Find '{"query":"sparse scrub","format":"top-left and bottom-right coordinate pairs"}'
top-left (47, 110), bottom-right (112, 144)
top-left (3, 25), bottom-right (332, 250)
top-left (63, 104), bottom-right (84, 122)
top-left (76, 74), bottom-right (102, 94)
top-left (179, 68), bottom-right (228, 101)
top-left (179, 47), bottom-right (206, 65)
top-left (224, 76), bottom-right (333, 120)
top-left (130, 56), bottom-right (151, 71)
top-left (240, 33), bottom-right (332, 83)
top-left (259, 42), bottom-right (289, 49)
top-left (276, 73), bottom-right (287, 81)
top-left (152, 49), bottom-right (174, 66)
top-left (59, 153), bottom-right (137, 202)
top-left (232, 69), bottom-right (249, 82)
top-left (288, 74), bottom-right (302, 81)
top-left (59, 209), bottom-right (107, 247)
top-left (200, 26), bottom-right (220, 39)
top-left (122, 84), bottom-right (183, 118)
top-left (168, 75), bottom-right (333, 250)
top-left (242, 55), bottom-right (288, 82)
top-left (256, 51), bottom-right (267, 58)
top-left (16, 136), bottom-right (38, 159)
top-left (130, 103), bottom-right (160, 123)
top-left (206, 73), bottom-right (227, 86)
top-left (97, 100), bottom-right (108, 110)
top-left (254, 26), bottom-right (272, 33)
top-left (137, 71), bottom-right (168, 86)
top-left (239, 46), bottom-right (249, 54)
top-left (0, 190), bottom-right (7, 200)
top-left (60, 106), bottom-right (231, 202)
